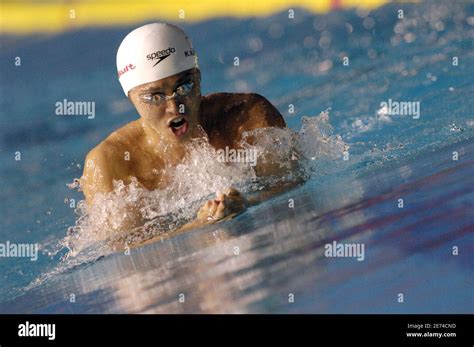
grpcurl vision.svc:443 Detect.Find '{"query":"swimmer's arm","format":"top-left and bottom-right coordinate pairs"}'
top-left (81, 146), bottom-right (145, 231)
top-left (139, 191), bottom-right (241, 247)
top-left (81, 148), bottom-right (114, 205)
top-left (245, 177), bottom-right (304, 205)
top-left (240, 94), bottom-right (306, 204)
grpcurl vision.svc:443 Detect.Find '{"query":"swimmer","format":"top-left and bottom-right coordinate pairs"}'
top-left (81, 23), bottom-right (302, 233)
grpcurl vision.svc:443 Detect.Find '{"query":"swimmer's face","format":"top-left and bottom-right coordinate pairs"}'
top-left (128, 68), bottom-right (201, 143)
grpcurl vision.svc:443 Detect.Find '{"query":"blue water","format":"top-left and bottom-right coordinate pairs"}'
top-left (0, 1), bottom-right (473, 312)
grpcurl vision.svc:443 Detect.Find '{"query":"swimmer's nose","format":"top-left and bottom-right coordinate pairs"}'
top-left (165, 98), bottom-right (181, 116)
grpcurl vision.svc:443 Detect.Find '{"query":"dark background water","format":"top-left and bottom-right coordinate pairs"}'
top-left (0, 1), bottom-right (472, 312)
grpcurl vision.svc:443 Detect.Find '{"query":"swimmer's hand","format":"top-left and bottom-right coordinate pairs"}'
top-left (196, 188), bottom-right (248, 223)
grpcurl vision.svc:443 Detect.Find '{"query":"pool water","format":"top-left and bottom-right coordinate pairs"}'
top-left (0, 0), bottom-right (472, 312)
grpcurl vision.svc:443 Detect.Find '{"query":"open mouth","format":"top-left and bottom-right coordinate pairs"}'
top-left (168, 116), bottom-right (189, 138)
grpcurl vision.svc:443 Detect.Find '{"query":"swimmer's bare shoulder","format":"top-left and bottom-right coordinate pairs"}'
top-left (201, 92), bottom-right (297, 178)
top-left (81, 120), bottom-right (144, 205)
top-left (200, 92), bottom-right (286, 148)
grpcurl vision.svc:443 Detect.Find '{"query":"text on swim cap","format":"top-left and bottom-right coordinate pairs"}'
top-left (118, 63), bottom-right (136, 78)
top-left (184, 49), bottom-right (195, 57)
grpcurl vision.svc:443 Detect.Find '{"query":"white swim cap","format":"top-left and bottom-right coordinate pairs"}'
top-left (116, 23), bottom-right (198, 96)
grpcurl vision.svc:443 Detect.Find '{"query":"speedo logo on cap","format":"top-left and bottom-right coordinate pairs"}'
top-left (146, 47), bottom-right (176, 67)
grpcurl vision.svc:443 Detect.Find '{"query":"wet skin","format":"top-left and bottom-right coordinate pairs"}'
top-left (81, 68), bottom-right (298, 232)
